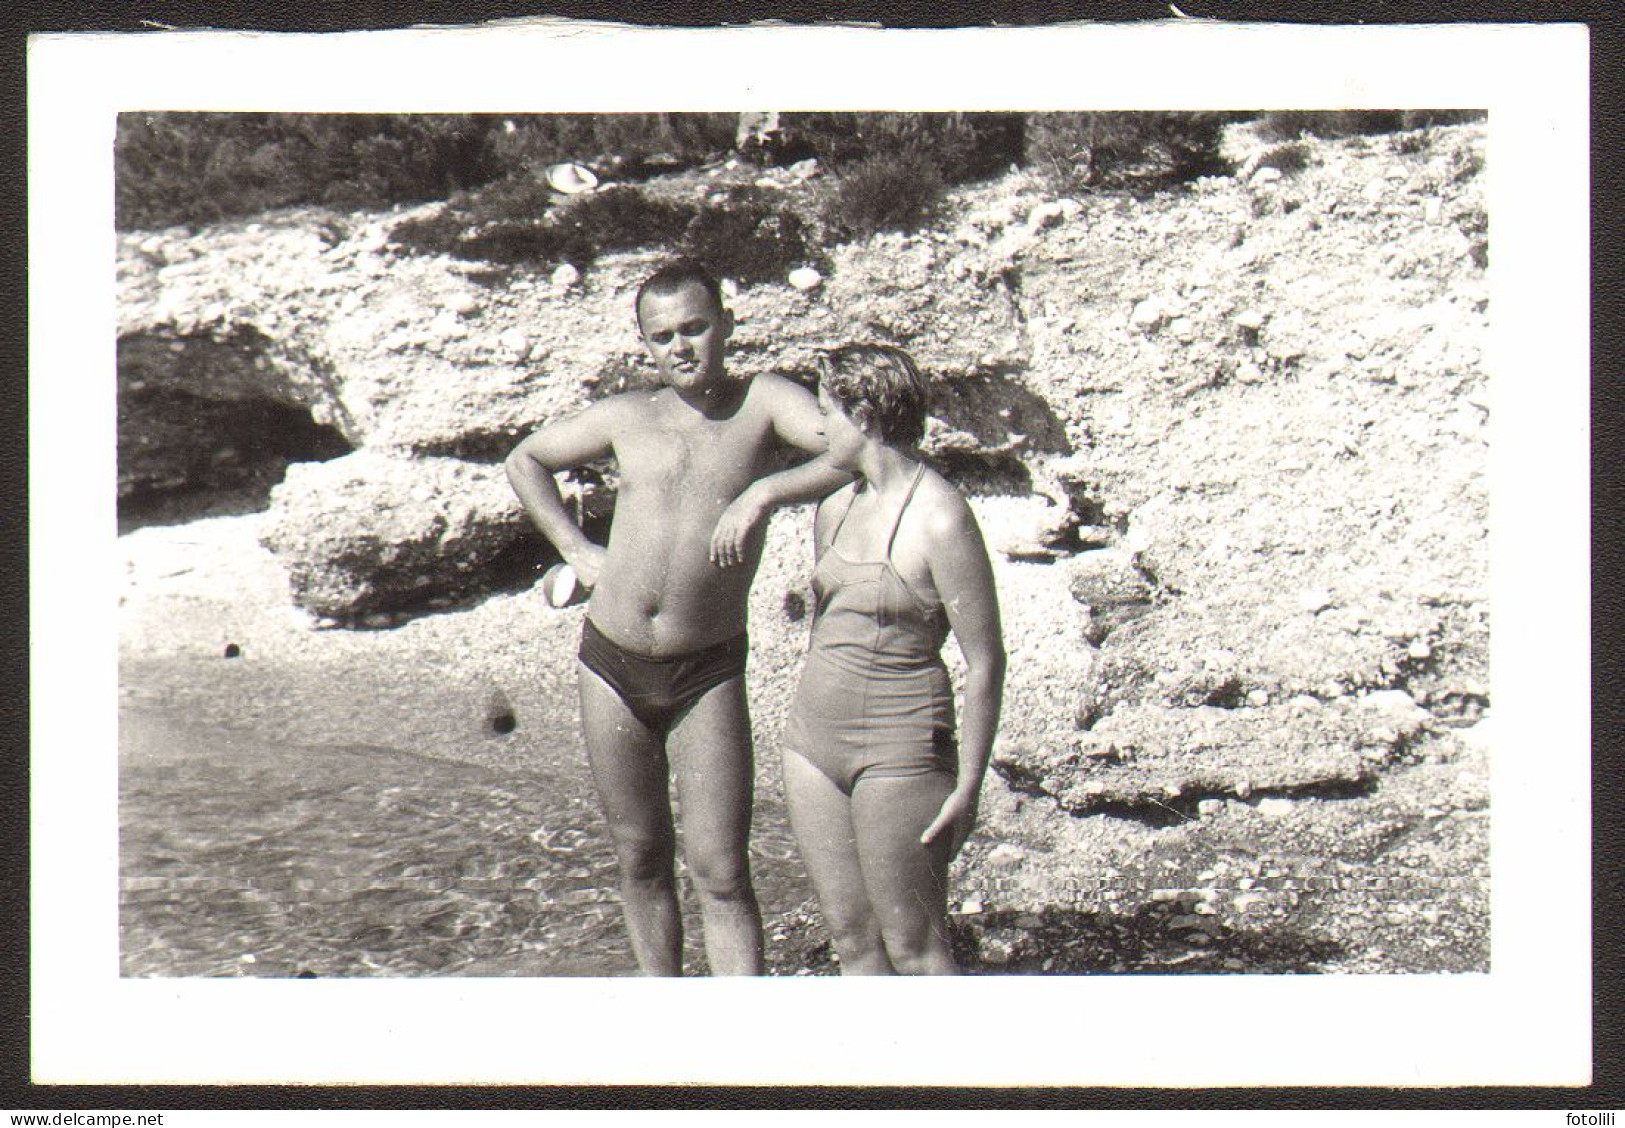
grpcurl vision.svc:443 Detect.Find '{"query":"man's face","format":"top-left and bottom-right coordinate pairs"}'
top-left (636, 282), bottom-right (734, 392)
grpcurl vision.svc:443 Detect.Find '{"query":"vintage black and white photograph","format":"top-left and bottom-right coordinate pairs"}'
top-left (113, 104), bottom-right (1494, 981)
top-left (30, 20), bottom-right (1590, 1086)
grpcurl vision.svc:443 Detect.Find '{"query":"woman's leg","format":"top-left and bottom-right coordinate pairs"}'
top-left (782, 749), bottom-right (895, 975)
top-left (850, 770), bottom-right (960, 975)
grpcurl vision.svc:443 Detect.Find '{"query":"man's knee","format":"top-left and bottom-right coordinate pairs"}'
top-left (685, 850), bottom-right (754, 904)
top-left (881, 927), bottom-right (957, 975)
top-left (611, 826), bottom-right (676, 884)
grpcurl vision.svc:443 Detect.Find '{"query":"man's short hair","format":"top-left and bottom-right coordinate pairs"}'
top-left (635, 259), bottom-right (725, 327)
top-left (817, 343), bottom-right (929, 449)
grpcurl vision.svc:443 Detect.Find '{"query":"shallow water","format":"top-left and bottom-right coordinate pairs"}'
top-left (119, 709), bottom-right (811, 977)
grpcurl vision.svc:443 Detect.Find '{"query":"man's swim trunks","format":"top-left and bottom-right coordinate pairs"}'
top-left (578, 617), bottom-right (749, 735)
top-left (786, 465), bottom-right (957, 793)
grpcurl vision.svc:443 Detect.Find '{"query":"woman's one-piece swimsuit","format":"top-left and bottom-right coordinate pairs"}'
top-left (786, 464), bottom-right (956, 793)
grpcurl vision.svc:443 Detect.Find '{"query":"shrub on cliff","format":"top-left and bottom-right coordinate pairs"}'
top-left (116, 113), bottom-right (508, 230)
top-left (392, 185), bottom-right (696, 268)
top-left (681, 188), bottom-right (820, 284)
top-left (776, 112), bottom-right (1025, 184)
top-left (486, 113), bottom-right (737, 174)
top-left (1255, 110), bottom-right (1484, 143)
top-left (822, 151), bottom-right (947, 240)
top-left (1025, 112), bottom-right (1232, 192)
top-left (115, 112), bottom-right (739, 232)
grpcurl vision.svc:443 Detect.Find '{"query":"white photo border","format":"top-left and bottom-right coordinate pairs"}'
top-left (28, 19), bottom-right (1591, 1086)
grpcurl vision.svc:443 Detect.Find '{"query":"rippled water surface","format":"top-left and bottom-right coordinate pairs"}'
top-left (120, 709), bottom-right (810, 977)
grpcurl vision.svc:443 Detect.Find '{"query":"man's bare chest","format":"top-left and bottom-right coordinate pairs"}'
top-left (614, 415), bottom-right (775, 498)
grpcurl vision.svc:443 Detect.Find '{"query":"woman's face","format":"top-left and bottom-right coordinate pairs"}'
top-left (817, 385), bottom-right (869, 470)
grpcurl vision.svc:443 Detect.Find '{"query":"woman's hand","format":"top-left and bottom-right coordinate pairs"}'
top-left (920, 788), bottom-right (980, 862)
top-left (709, 487), bottom-right (766, 568)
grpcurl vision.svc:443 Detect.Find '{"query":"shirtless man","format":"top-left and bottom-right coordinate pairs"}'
top-left (506, 260), bottom-right (846, 975)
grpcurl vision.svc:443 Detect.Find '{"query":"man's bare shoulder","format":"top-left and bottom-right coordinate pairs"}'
top-left (576, 387), bottom-right (665, 430)
top-left (747, 371), bottom-right (816, 404)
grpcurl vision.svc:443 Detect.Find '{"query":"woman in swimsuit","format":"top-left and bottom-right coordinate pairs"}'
top-left (784, 344), bottom-right (1006, 975)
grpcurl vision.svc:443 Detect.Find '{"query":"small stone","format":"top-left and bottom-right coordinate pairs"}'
top-left (1362, 177), bottom-right (1388, 202)
top-left (1074, 525), bottom-right (1115, 549)
top-left (447, 292), bottom-right (480, 316)
top-left (1250, 166), bottom-right (1283, 186)
top-left (1424, 197), bottom-right (1444, 223)
top-left (788, 266), bottom-right (824, 292)
top-left (960, 898), bottom-right (985, 914)
top-left (1258, 797), bottom-right (1293, 817)
top-left (1169, 317), bottom-right (1197, 343)
top-left (1298, 588), bottom-right (1333, 613)
top-left (1168, 915), bottom-right (1204, 930)
top-left (498, 328), bottom-right (528, 354)
top-left (1424, 807), bottom-right (1445, 820)
top-left (1235, 780), bottom-right (1253, 799)
top-left (1026, 200), bottom-right (1072, 231)
top-left (1197, 798), bottom-right (1224, 818)
top-left (1235, 309), bottom-right (1266, 332)
top-left (1082, 779), bottom-right (1107, 796)
top-left (551, 263), bottom-right (581, 288)
top-left (1237, 877), bottom-right (1256, 890)
top-left (1130, 297), bottom-right (1166, 331)
top-left (1233, 893), bottom-right (1268, 914)
top-left (984, 844), bottom-right (1029, 869)
top-left (1407, 639), bottom-right (1433, 660)
top-left (240, 953), bottom-right (256, 963)
top-left (1420, 909), bottom-right (1442, 925)
top-left (1237, 360), bottom-right (1266, 385)
top-left (1246, 688), bottom-right (1270, 707)
top-left (1222, 958), bottom-right (1246, 970)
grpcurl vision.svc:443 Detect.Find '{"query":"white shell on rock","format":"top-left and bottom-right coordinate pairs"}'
top-left (546, 163), bottom-right (599, 195)
top-left (551, 263), bottom-right (581, 288)
top-left (787, 267), bottom-right (824, 292)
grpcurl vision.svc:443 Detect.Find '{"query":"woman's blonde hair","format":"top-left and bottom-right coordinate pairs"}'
top-left (817, 343), bottom-right (928, 448)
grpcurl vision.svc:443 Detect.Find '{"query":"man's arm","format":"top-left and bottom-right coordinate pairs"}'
top-left (710, 375), bottom-right (853, 567)
top-left (505, 400), bottom-right (619, 588)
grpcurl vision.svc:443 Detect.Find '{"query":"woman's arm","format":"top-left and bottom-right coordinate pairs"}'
top-left (919, 490), bottom-right (1007, 858)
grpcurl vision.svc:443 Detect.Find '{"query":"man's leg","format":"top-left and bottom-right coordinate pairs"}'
top-left (666, 675), bottom-right (764, 976)
top-left (579, 664), bottom-right (683, 976)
